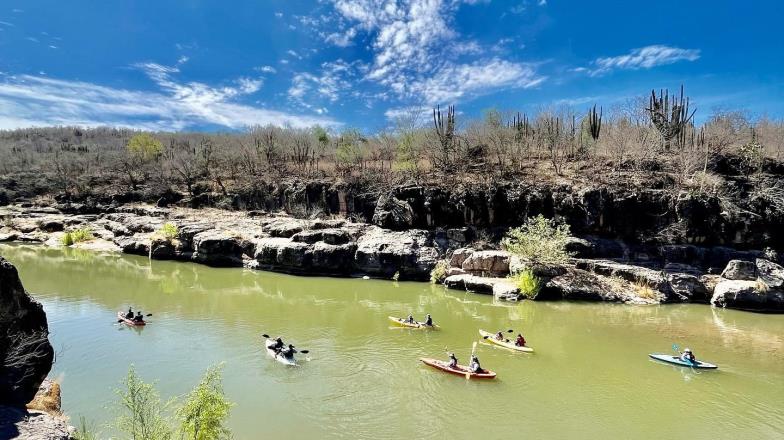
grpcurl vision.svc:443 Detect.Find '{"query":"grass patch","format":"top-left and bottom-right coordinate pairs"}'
top-left (509, 269), bottom-right (542, 299)
top-left (634, 280), bottom-right (660, 300)
top-left (61, 227), bottom-right (93, 246)
top-left (159, 222), bottom-right (178, 240)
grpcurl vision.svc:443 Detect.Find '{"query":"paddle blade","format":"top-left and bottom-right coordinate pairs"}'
top-left (299, 350), bottom-right (309, 354)
top-left (482, 335), bottom-right (489, 339)
top-left (672, 343), bottom-right (679, 352)
top-left (262, 334), bottom-right (270, 339)
top-left (507, 329), bottom-right (514, 333)
top-left (146, 313), bottom-right (153, 316)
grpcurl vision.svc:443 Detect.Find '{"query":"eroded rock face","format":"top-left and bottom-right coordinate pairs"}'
top-left (372, 195), bottom-right (414, 230)
top-left (720, 260), bottom-right (757, 280)
top-left (756, 258), bottom-right (784, 289)
top-left (0, 257), bottom-right (54, 407)
top-left (461, 250), bottom-right (510, 276)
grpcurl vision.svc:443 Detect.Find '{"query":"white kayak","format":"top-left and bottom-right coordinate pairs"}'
top-left (649, 354), bottom-right (717, 369)
top-left (265, 340), bottom-right (298, 366)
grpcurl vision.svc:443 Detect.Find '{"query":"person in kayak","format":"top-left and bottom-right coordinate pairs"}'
top-left (405, 314), bottom-right (415, 324)
top-left (446, 353), bottom-right (458, 368)
top-left (423, 314), bottom-right (433, 326)
top-left (132, 311), bottom-right (145, 323)
top-left (515, 333), bottom-right (526, 347)
top-left (269, 337), bottom-right (285, 353)
top-left (680, 348), bottom-right (696, 363)
top-left (125, 307), bottom-right (134, 319)
top-left (468, 355), bottom-right (482, 373)
top-left (495, 331), bottom-right (504, 341)
top-left (280, 344), bottom-right (297, 360)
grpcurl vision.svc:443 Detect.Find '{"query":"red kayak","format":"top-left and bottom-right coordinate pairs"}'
top-left (419, 358), bottom-right (496, 379)
top-left (117, 312), bottom-right (146, 326)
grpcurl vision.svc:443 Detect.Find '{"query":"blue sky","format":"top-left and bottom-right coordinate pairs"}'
top-left (0, 0), bottom-right (781, 132)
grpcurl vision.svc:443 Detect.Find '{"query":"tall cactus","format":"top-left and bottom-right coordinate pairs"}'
top-left (588, 104), bottom-right (602, 141)
top-left (432, 105), bottom-right (456, 169)
top-left (646, 85), bottom-right (696, 150)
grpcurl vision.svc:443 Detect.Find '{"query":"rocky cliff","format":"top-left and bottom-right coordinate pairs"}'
top-left (0, 256), bottom-right (54, 406)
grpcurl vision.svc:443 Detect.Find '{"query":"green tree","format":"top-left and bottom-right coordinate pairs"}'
top-left (115, 366), bottom-right (173, 440)
top-left (176, 364), bottom-right (233, 440)
top-left (128, 133), bottom-right (164, 162)
top-left (502, 214), bottom-right (574, 265)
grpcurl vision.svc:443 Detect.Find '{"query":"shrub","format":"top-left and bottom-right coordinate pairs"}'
top-left (510, 269), bottom-right (541, 299)
top-left (501, 215), bottom-right (574, 265)
top-left (128, 133), bottom-right (163, 162)
top-left (176, 364), bottom-right (233, 440)
top-left (61, 232), bottom-right (74, 246)
top-left (61, 227), bottom-right (92, 246)
top-left (429, 260), bottom-right (449, 284)
top-left (159, 223), bottom-right (178, 240)
top-left (73, 416), bottom-right (97, 440)
top-left (115, 366), bottom-right (173, 440)
top-left (634, 280), bottom-right (660, 300)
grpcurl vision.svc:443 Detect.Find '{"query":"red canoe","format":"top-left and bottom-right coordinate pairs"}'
top-left (419, 358), bottom-right (496, 379)
top-left (117, 312), bottom-right (146, 326)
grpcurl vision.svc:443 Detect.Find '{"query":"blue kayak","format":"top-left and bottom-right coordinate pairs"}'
top-left (649, 354), bottom-right (718, 369)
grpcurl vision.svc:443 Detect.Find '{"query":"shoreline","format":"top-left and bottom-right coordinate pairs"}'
top-left (1, 202), bottom-right (783, 313)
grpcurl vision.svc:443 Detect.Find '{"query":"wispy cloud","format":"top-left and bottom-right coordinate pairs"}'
top-left (288, 60), bottom-right (360, 107)
top-left (256, 65), bottom-right (277, 74)
top-left (319, 0), bottom-right (544, 105)
top-left (588, 45), bottom-right (700, 76)
top-left (0, 67), bottom-right (338, 131)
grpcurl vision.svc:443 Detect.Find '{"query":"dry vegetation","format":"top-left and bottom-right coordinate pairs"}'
top-left (0, 86), bottom-right (782, 200)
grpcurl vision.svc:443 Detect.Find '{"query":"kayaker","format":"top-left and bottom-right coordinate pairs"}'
top-left (133, 311), bottom-right (144, 323)
top-left (423, 314), bottom-right (433, 326)
top-left (405, 314), bottom-right (415, 324)
top-left (447, 353), bottom-right (458, 368)
top-left (515, 333), bottom-right (526, 347)
top-left (125, 307), bottom-right (134, 319)
top-left (468, 355), bottom-right (482, 373)
top-left (280, 344), bottom-right (297, 360)
top-left (495, 331), bottom-right (504, 341)
top-left (270, 337), bottom-right (284, 353)
top-left (680, 348), bottom-right (696, 363)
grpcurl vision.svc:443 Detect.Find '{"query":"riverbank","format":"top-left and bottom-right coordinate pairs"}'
top-left (2, 201), bottom-right (782, 312)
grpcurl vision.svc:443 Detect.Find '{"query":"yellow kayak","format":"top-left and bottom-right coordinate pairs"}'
top-left (389, 316), bottom-right (439, 329)
top-left (479, 329), bottom-right (533, 352)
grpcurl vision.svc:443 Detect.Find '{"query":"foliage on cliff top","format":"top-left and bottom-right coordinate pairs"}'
top-left (510, 269), bottom-right (542, 299)
top-left (502, 215), bottom-right (574, 265)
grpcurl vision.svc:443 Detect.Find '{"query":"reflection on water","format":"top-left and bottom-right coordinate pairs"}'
top-left (2, 243), bottom-right (783, 439)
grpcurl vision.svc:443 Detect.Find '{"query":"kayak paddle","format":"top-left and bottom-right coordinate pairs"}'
top-left (467, 341), bottom-right (477, 380)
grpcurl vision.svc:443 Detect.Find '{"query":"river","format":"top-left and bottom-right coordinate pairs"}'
top-left (2, 243), bottom-right (783, 439)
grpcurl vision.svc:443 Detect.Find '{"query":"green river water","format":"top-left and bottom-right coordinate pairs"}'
top-left (2, 243), bottom-right (783, 439)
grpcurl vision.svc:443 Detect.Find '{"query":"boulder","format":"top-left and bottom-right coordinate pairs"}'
top-left (574, 259), bottom-right (669, 292)
top-left (444, 274), bottom-right (520, 300)
top-left (149, 238), bottom-right (177, 260)
top-left (37, 219), bottom-right (63, 233)
top-left (720, 260), bottom-right (757, 281)
top-left (311, 242), bottom-right (356, 274)
top-left (191, 231), bottom-right (244, 267)
top-left (711, 279), bottom-right (784, 312)
top-left (461, 250), bottom-right (511, 275)
top-left (254, 238), bottom-right (312, 272)
top-left (509, 256), bottom-right (567, 278)
top-left (0, 257), bottom-right (54, 406)
top-left (449, 248), bottom-right (474, 268)
top-left (542, 268), bottom-right (663, 304)
top-left (0, 233), bottom-right (18, 242)
top-left (756, 258), bottom-right (784, 289)
top-left (354, 228), bottom-right (438, 280)
top-left (114, 237), bottom-right (150, 256)
top-left (667, 272), bottom-right (709, 302)
top-left (372, 195), bottom-right (414, 230)
top-left (265, 220), bottom-right (304, 238)
top-left (0, 406), bottom-right (72, 440)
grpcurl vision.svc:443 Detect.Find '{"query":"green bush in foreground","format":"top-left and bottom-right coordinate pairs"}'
top-left (430, 260), bottom-right (449, 284)
top-left (501, 214), bottom-right (574, 265)
top-left (510, 269), bottom-right (542, 299)
top-left (102, 364), bottom-right (233, 440)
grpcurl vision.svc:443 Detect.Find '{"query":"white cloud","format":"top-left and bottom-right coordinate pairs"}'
top-left (321, 0), bottom-right (543, 105)
top-left (0, 68), bottom-right (338, 131)
top-left (0, 21), bottom-right (14, 27)
top-left (288, 59), bottom-right (360, 105)
top-left (286, 50), bottom-right (303, 59)
top-left (256, 65), bottom-right (277, 74)
top-left (275, 12), bottom-right (283, 18)
top-left (588, 45), bottom-right (700, 76)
